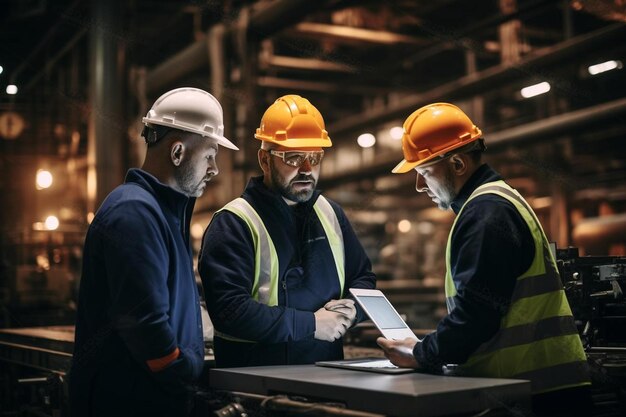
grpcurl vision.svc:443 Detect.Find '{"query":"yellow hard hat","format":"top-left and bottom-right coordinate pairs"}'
top-left (255, 95), bottom-right (332, 148)
top-left (392, 103), bottom-right (482, 173)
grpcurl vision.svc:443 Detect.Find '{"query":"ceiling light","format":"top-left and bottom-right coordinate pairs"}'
top-left (36, 169), bottom-right (53, 189)
top-left (520, 82), bottom-right (550, 98)
top-left (6, 84), bottom-right (18, 95)
top-left (357, 133), bottom-right (376, 148)
top-left (588, 60), bottom-right (622, 75)
top-left (44, 215), bottom-right (59, 231)
top-left (398, 219), bottom-right (412, 233)
top-left (0, 66), bottom-right (3, 75)
top-left (389, 126), bottom-right (404, 140)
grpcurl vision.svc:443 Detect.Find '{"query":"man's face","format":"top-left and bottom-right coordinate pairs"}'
top-left (414, 158), bottom-right (457, 210)
top-left (174, 137), bottom-right (219, 198)
top-left (266, 146), bottom-right (322, 203)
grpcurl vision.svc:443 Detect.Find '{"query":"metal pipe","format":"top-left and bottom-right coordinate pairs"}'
top-left (145, 0), bottom-right (332, 94)
top-left (487, 97), bottom-right (626, 147)
top-left (87, 0), bottom-right (124, 212)
top-left (230, 391), bottom-right (385, 417)
top-left (328, 23), bottom-right (626, 139)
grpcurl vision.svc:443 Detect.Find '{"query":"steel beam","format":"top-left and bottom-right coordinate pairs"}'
top-left (328, 23), bottom-right (626, 139)
top-left (145, 0), bottom-right (333, 94)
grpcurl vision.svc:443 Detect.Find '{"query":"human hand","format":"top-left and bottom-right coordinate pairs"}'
top-left (324, 299), bottom-right (356, 327)
top-left (314, 306), bottom-right (352, 342)
top-left (376, 337), bottom-right (420, 368)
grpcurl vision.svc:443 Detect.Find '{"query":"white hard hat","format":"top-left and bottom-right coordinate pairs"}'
top-left (142, 87), bottom-right (239, 150)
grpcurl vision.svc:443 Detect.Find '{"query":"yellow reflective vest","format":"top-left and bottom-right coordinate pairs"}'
top-left (213, 195), bottom-right (345, 342)
top-left (445, 180), bottom-right (589, 394)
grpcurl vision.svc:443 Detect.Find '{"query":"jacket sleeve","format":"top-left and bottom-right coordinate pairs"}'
top-left (329, 200), bottom-right (377, 323)
top-left (95, 200), bottom-right (203, 383)
top-left (198, 211), bottom-right (316, 343)
top-left (414, 196), bottom-right (533, 372)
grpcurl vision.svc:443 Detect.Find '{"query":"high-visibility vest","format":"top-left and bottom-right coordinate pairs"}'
top-left (213, 195), bottom-right (345, 342)
top-left (445, 180), bottom-right (589, 394)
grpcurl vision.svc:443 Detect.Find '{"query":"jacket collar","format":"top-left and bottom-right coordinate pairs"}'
top-left (125, 168), bottom-right (196, 222)
top-left (450, 164), bottom-right (503, 214)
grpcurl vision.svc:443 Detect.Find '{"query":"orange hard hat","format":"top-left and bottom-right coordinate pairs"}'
top-left (392, 103), bottom-right (482, 173)
top-left (255, 95), bottom-right (332, 148)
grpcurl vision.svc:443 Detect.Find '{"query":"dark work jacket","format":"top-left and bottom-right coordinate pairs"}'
top-left (69, 169), bottom-right (204, 417)
top-left (199, 176), bottom-right (376, 367)
top-left (414, 164), bottom-right (535, 371)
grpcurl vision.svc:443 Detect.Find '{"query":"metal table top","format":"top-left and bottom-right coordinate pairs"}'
top-left (209, 364), bottom-right (531, 417)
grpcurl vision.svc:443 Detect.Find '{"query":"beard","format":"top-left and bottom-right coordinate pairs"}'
top-left (174, 160), bottom-right (208, 197)
top-left (269, 159), bottom-right (317, 203)
top-left (435, 166), bottom-right (457, 210)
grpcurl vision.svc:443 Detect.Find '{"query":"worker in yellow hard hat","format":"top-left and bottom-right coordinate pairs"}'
top-left (199, 95), bottom-right (376, 367)
top-left (377, 103), bottom-right (592, 416)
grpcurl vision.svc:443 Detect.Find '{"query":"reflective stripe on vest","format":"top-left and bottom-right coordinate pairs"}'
top-left (214, 195), bottom-right (345, 343)
top-left (444, 180), bottom-right (589, 394)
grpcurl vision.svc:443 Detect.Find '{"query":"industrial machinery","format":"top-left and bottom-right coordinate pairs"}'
top-left (555, 246), bottom-right (626, 416)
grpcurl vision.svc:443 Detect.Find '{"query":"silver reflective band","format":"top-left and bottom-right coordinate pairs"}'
top-left (219, 195), bottom-right (345, 306)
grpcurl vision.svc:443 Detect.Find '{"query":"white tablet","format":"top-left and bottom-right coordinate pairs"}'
top-left (349, 288), bottom-right (419, 341)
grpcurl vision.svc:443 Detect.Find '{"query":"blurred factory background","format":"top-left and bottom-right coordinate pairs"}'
top-left (0, 0), bottom-right (625, 415)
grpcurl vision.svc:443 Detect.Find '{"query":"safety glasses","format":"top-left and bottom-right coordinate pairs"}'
top-left (269, 150), bottom-right (324, 167)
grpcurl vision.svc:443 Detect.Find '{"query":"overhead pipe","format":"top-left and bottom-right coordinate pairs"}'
top-left (487, 97), bottom-right (626, 146)
top-left (145, 0), bottom-right (333, 94)
top-left (328, 23), bottom-right (626, 139)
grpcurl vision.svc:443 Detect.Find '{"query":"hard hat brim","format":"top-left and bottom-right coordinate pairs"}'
top-left (143, 119), bottom-right (239, 150)
top-left (392, 135), bottom-right (483, 174)
top-left (391, 159), bottom-right (419, 174)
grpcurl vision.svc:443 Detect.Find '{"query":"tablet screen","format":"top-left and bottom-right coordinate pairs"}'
top-left (357, 295), bottom-right (407, 329)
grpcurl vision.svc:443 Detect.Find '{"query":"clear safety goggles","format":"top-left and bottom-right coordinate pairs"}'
top-left (269, 150), bottom-right (324, 167)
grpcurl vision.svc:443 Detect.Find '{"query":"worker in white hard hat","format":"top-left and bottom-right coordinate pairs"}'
top-left (376, 103), bottom-right (591, 417)
top-left (198, 94), bottom-right (376, 367)
top-left (69, 88), bottom-right (238, 417)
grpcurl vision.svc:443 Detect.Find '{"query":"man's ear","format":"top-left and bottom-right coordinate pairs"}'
top-left (170, 141), bottom-right (185, 166)
top-left (449, 154), bottom-right (467, 176)
top-left (258, 148), bottom-right (270, 173)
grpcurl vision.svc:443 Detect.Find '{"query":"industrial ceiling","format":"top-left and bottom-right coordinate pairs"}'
top-left (1, 0), bottom-right (625, 255)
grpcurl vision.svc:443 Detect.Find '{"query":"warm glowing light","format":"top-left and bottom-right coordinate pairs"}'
top-left (36, 169), bottom-right (53, 189)
top-left (389, 126), bottom-right (404, 140)
top-left (6, 84), bottom-right (18, 95)
top-left (588, 60), bottom-right (622, 75)
top-left (191, 223), bottom-right (205, 240)
top-left (44, 215), bottom-right (59, 230)
top-left (357, 133), bottom-right (376, 148)
top-left (87, 212), bottom-right (95, 224)
top-left (520, 82), bottom-right (550, 98)
top-left (398, 219), bottom-right (412, 233)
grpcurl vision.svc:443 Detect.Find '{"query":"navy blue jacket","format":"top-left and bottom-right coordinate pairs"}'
top-left (199, 176), bottom-right (376, 367)
top-left (70, 169), bottom-right (204, 417)
top-left (414, 164), bottom-right (534, 372)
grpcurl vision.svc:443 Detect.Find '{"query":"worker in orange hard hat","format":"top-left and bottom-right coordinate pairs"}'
top-left (378, 102), bottom-right (591, 416)
top-left (199, 95), bottom-right (376, 367)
